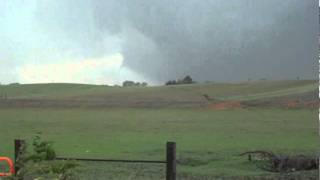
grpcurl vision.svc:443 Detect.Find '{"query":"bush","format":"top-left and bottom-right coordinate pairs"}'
top-left (13, 135), bottom-right (79, 180)
top-left (165, 75), bottom-right (194, 86)
top-left (182, 75), bottom-right (193, 84)
top-left (122, 81), bottom-right (148, 87)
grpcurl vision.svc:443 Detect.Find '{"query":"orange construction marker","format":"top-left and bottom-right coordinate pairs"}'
top-left (0, 157), bottom-right (14, 176)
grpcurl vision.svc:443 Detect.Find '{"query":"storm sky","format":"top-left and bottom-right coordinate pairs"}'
top-left (0, 0), bottom-right (318, 85)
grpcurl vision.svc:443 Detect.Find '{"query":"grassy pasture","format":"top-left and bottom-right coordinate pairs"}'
top-left (0, 80), bottom-right (318, 179)
top-left (0, 80), bottom-right (316, 101)
top-left (0, 108), bottom-right (318, 179)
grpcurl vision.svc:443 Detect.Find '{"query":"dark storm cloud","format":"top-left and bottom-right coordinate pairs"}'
top-left (1, 0), bottom-right (317, 84)
top-left (90, 0), bottom-right (318, 83)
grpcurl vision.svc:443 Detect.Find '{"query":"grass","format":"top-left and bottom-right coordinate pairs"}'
top-left (224, 83), bottom-right (317, 101)
top-left (0, 108), bottom-right (318, 178)
top-left (0, 80), bottom-right (318, 179)
top-left (0, 80), bottom-right (316, 101)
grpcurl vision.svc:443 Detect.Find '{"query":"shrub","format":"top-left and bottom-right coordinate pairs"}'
top-left (165, 75), bottom-right (194, 85)
top-left (12, 135), bottom-right (79, 180)
top-left (122, 81), bottom-right (148, 87)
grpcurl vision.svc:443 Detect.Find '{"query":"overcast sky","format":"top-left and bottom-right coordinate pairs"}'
top-left (0, 0), bottom-right (318, 85)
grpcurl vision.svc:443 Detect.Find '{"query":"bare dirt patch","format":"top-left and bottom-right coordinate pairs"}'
top-left (281, 99), bottom-right (319, 109)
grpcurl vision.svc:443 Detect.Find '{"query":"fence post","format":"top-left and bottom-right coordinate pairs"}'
top-left (166, 142), bottom-right (176, 180)
top-left (14, 139), bottom-right (25, 176)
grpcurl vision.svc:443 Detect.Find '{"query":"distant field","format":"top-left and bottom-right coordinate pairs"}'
top-left (0, 80), bottom-right (318, 179)
top-left (0, 80), bottom-right (316, 99)
top-left (0, 80), bottom-right (317, 108)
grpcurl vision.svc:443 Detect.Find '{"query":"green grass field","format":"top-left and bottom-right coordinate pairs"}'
top-left (0, 80), bottom-right (316, 101)
top-left (0, 80), bottom-right (318, 179)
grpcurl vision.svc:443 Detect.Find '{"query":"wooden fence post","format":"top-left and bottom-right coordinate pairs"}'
top-left (166, 142), bottom-right (176, 180)
top-left (14, 139), bottom-right (25, 175)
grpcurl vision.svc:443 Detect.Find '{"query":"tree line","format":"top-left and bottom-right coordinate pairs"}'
top-left (165, 75), bottom-right (194, 85)
top-left (122, 81), bottom-right (148, 87)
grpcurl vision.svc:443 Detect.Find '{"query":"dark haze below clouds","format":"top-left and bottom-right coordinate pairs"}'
top-left (29, 1), bottom-right (320, 83)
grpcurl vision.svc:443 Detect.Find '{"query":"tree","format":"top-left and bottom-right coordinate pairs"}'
top-left (122, 81), bottom-right (135, 87)
top-left (123, 81), bottom-right (148, 87)
top-left (182, 75), bottom-right (193, 84)
top-left (165, 75), bottom-right (194, 86)
top-left (165, 80), bottom-right (173, 85)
